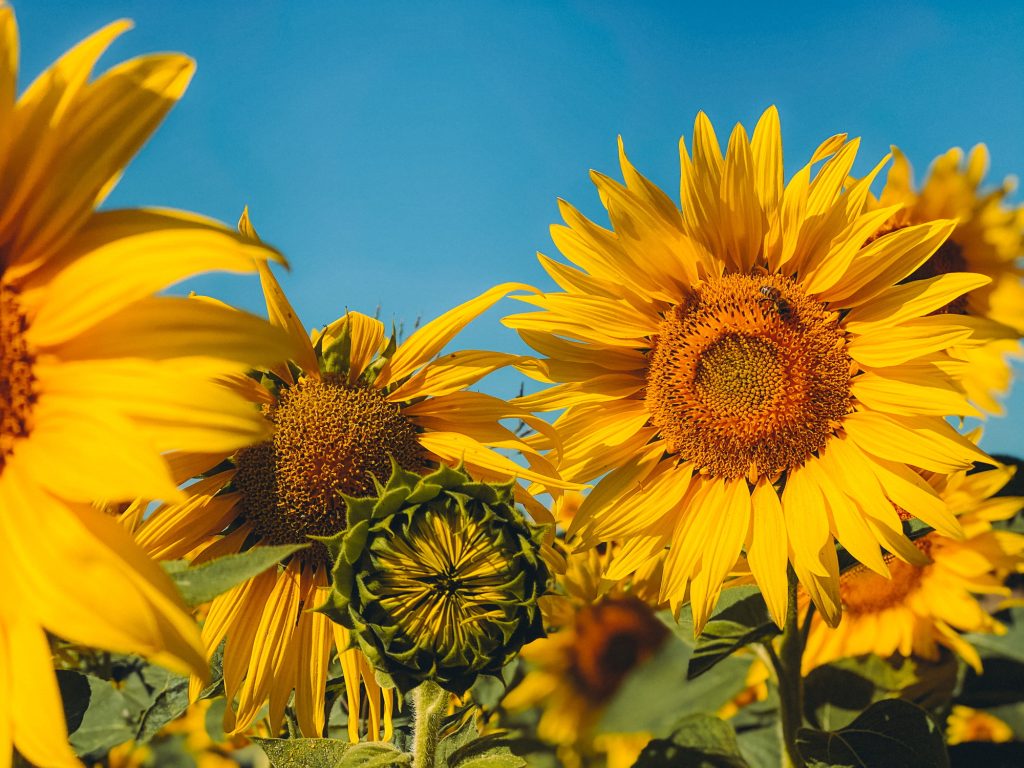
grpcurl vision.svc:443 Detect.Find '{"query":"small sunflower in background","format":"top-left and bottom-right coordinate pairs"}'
top-left (318, 462), bottom-right (551, 696)
top-left (800, 463), bottom-right (1024, 674)
top-left (0, 9), bottom-right (294, 766)
top-left (946, 705), bottom-right (1015, 746)
top-left (502, 547), bottom-right (669, 768)
top-left (870, 146), bottom-right (1024, 414)
top-left (506, 106), bottom-right (998, 633)
top-left (129, 213), bottom-right (572, 740)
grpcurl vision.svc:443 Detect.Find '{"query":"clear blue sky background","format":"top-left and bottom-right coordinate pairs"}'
top-left (17, 1), bottom-right (1024, 456)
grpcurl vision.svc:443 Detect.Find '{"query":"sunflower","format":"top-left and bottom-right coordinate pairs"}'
top-left (870, 145), bottom-right (1024, 414)
top-left (130, 213), bottom-right (573, 740)
top-left (0, 10), bottom-right (294, 767)
top-left (946, 705), bottom-right (1015, 745)
top-left (800, 464), bottom-right (1024, 674)
top-left (504, 107), bottom-right (999, 633)
top-left (502, 547), bottom-right (668, 767)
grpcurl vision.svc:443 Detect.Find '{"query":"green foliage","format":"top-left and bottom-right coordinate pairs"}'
top-left (632, 714), bottom-right (749, 767)
top-left (598, 609), bottom-right (748, 735)
top-left (687, 587), bottom-right (780, 680)
top-left (162, 543), bottom-right (307, 606)
top-left (804, 652), bottom-right (959, 731)
top-left (796, 699), bottom-right (949, 768)
top-left (56, 670), bottom-right (136, 757)
top-left (252, 738), bottom-right (413, 767)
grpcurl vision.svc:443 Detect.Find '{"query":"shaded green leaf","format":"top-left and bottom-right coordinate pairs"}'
top-left (134, 666), bottom-right (190, 743)
top-left (253, 737), bottom-right (352, 768)
top-left (336, 742), bottom-right (413, 767)
top-left (163, 544), bottom-right (306, 606)
top-left (797, 699), bottom-right (949, 768)
top-left (599, 611), bottom-right (748, 735)
top-left (963, 607), bottom-right (1024, 665)
top-left (804, 653), bottom-right (958, 731)
top-left (446, 731), bottom-right (536, 768)
top-left (688, 587), bottom-right (779, 680)
top-left (633, 714), bottom-right (749, 767)
top-left (56, 670), bottom-right (135, 757)
top-left (435, 716), bottom-right (479, 767)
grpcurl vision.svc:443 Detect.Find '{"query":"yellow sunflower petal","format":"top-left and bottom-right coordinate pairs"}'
top-left (0, 466), bottom-right (204, 677)
top-left (13, 54), bottom-right (195, 271)
top-left (824, 219), bottom-right (957, 307)
top-left (750, 106), bottom-right (783, 215)
top-left (22, 210), bottom-right (285, 347)
top-left (417, 431), bottom-right (583, 489)
top-left (748, 479), bottom-right (789, 627)
top-left (781, 463), bottom-right (831, 577)
top-left (387, 350), bottom-right (524, 402)
top-left (6, 614), bottom-right (80, 768)
top-left (842, 272), bottom-right (992, 333)
top-left (0, 19), bottom-right (131, 254)
top-left (383, 282), bottom-right (535, 385)
top-left (844, 410), bottom-right (990, 475)
top-left (690, 478), bottom-right (751, 633)
top-left (254, 257), bottom-right (319, 381)
top-left (48, 295), bottom-right (293, 370)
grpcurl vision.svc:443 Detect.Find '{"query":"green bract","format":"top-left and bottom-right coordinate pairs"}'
top-left (316, 461), bottom-right (551, 695)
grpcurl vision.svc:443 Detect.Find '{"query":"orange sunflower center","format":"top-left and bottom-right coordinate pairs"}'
top-left (840, 537), bottom-right (934, 616)
top-left (646, 273), bottom-right (852, 480)
top-left (233, 374), bottom-right (426, 548)
top-left (0, 285), bottom-right (37, 470)
top-left (568, 596), bottom-right (668, 701)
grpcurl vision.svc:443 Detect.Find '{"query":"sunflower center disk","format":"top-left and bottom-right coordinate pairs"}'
top-left (233, 375), bottom-right (425, 547)
top-left (646, 274), bottom-right (852, 480)
top-left (0, 286), bottom-right (36, 470)
top-left (840, 539), bottom-right (932, 615)
top-left (372, 508), bottom-right (514, 660)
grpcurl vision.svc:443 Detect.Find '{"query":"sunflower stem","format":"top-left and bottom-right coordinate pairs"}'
top-left (411, 680), bottom-right (447, 768)
top-left (775, 565), bottom-right (806, 768)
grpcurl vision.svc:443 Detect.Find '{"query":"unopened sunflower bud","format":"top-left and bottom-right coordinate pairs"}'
top-left (317, 460), bottom-right (551, 695)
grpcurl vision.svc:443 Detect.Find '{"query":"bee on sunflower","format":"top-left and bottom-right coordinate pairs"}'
top-left (505, 106), bottom-right (999, 633)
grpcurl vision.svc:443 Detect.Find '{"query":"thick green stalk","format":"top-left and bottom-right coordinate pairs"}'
top-left (776, 565), bottom-right (806, 768)
top-left (411, 680), bottom-right (447, 768)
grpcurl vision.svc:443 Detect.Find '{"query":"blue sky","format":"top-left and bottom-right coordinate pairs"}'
top-left (17, 1), bottom-right (1024, 456)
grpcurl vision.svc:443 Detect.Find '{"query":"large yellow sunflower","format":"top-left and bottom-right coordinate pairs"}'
top-left (129, 213), bottom-right (574, 740)
top-left (871, 145), bottom-right (1024, 414)
top-left (504, 107), bottom-right (998, 633)
top-left (0, 11), bottom-right (293, 768)
top-left (800, 464), bottom-right (1024, 674)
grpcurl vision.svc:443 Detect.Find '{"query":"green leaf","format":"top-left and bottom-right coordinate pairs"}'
top-left (598, 611), bottom-right (748, 735)
top-left (335, 742), bottom-right (413, 767)
top-left (134, 665), bottom-right (190, 743)
top-left (435, 716), bottom-right (480, 768)
top-left (688, 587), bottom-right (779, 679)
top-left (56, 670), bottom-right (136, 757)
top-left (632, 714), bottom-right (750, 767)
top-left (446, 731), bottom-right (535, 768)
top-left (804, 653), bottom-right (958, 731)
top-left (252, 737), bottom-right (352, 768)
top-left (456, 755), bottom-right (528, 768)
top-left (963, 606), bottom-right (1024, 665)
top-left (163, 544), bottom-right (306, 606)
top-left (796, 699), bottom-right (949, 768)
